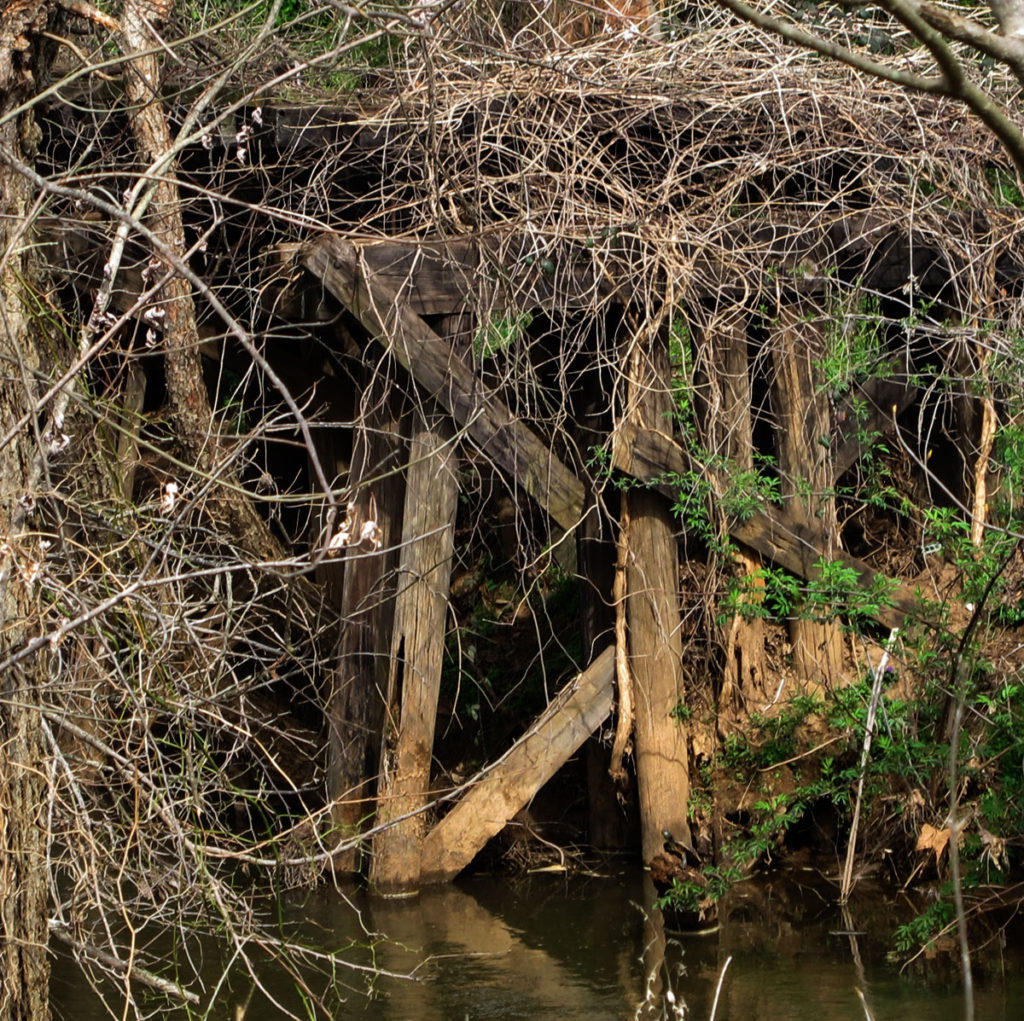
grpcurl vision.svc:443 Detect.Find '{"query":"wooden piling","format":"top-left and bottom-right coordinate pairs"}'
top-left (619, 328), bottom-right (693, 862)
top-left (369, 413), bottom-right (459, 892)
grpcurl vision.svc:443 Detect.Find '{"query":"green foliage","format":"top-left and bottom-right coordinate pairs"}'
top-left (667, 468), bottom-right (720, 549)
top-left (668, 315), bottom-right (694, 425)
top-left (974, 680), bottom-right (1024, 845)
top-left (754, 695), bottom-right (821, 758)
top-left (827, 673), bottom-right (947, 792)
top-left (474, 311), bottom-right (533, 360)
top-left (728, 792), bottom-right (807, 865)
top-left (985, 166), bottom-right (1024, 209)
top-left (820, 291), bottom-right (887, 398)
top-left (670, 701), bottom-right (692, 723)
top-left (894, 894), bottom-right (957, 954)
top-left (586, 444), bottom-right (637, 492)
top-left (992, 421), bottom-right (1024, 522)
top-left (655, 864), bottom-right (743, 914)
top-left (804, 558), bottom-right (899, 625)
top-left (719, 558), bottom-right (896, 627)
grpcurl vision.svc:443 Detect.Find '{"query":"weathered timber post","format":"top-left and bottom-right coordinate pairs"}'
top-left (327, 367), bottom-right (404, 873)
top-left (578, 390), bottom-right (631, 849)
top-left (369, 384), bottom-right (460, 891)
top-left (311, 376), bottom-right (353, 608)
top-left (771, 302), bottom-right (844, 692)
top-left (696, 309), bottom-right (768, 719)
top-left (620, 326), bottom-right (692, 862)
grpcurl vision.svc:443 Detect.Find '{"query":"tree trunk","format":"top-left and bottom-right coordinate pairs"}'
top-left (1, 3), bottom-right (58, 1015)
top-left (771, 303), bottom-right (844, 692)
top-left (622, 330), bottom-right (692, 862)
top-left (121, 0), bottom-right (285, 563)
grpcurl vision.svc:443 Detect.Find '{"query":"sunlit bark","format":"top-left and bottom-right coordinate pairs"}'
top-left (1, 3), bottom-right (58, 1016)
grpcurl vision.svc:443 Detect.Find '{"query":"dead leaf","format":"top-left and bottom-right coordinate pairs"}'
top-left (916, 822), bottom-right (950, 861)
top-left (978, 822), bottom-right (1008, 870)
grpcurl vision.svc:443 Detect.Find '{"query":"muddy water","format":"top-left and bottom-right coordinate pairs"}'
top-left (51, 868), bottom-right (1024, 1019)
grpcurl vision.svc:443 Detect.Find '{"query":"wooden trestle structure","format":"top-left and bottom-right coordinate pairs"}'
top-left (289, 232), bottom-right (924, 893)
top-left (43, 84), bottom-right (1004, 895)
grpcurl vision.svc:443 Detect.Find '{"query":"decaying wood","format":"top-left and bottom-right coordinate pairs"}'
top-left (621, 331), bottom-right (692, 862)
top-left (290, 231), bottom-right (628, 314)
top-left (370, 409), bottom-right (459, 894)
top-left (699, 311), bottom-right (768, 716)
top-left (771, 304), bottom-right (844, 690)
top-left (327, 373), bottom-right (404, 873)
top-left (419, 646), bottom-right (615, 884)
top-left (303, 235), bottom-right (586, 532)
top-left (609, 494), bottom-right (633, 786)
top-left (286, 204), bottom-right (939, 321)
top-left (615, 423), bottom-right (918, 630)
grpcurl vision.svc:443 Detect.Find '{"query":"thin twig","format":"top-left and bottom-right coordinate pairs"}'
top-left (708, 955), bottom-right (732, 1021)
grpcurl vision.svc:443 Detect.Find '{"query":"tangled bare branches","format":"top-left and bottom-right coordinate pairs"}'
top-left (5, 1), bottom-right (1024, 1015)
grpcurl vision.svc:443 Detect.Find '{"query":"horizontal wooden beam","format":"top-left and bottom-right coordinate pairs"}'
top-left (286, 210), bottom-right (940, 321)
top-left (294, 235), bottom-right (623, 316)
top-left (419, 646), bottom-right (615, 884)
top-left (303, 235), bottom-right (587, 531)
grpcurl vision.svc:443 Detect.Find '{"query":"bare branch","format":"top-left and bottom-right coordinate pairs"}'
top-left (712, 0), bottom-right (948, 92)
top-left (920, 1), bottom-right (1024, 84)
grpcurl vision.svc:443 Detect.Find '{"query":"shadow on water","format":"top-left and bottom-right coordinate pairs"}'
top-left (51, 867), bottom-right (1024, 1020)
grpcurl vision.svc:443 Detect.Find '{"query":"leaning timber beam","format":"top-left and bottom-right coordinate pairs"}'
top-left (303, 235), bottom-right (586, 532)
top-left (419, 646), bottom-right (615, 884)
top-left (613, 422), bottom-right (918, 630)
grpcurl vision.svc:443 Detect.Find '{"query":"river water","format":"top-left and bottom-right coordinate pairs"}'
top-left (51, 867), bottom-right (1024, 1019)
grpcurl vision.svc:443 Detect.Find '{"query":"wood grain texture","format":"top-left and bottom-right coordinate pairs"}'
top-left (419, 647), bottom-right (615, 883)
top-left (304, 235), bottom-right (587, 531)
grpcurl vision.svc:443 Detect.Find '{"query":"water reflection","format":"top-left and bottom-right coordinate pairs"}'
top-left (51, 868), bottom-right (1024, 1020)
